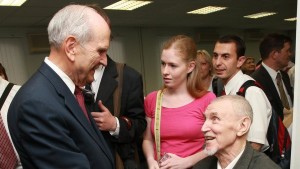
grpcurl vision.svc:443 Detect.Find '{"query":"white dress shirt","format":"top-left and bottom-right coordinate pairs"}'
top-left (217, 146), bottom-right (245, 169)
top-left (261, 62), bottom-right (293, 107)
top-left (224, 70), bottom-right (272, 151)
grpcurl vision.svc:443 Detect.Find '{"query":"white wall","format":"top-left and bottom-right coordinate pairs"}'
top-left (0, 27), bottom-right (295, 95)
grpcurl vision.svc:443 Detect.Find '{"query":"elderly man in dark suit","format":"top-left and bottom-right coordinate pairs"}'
top-left (8, 4), bottom-right (114, 169)
top-left (193, 95), bottom-right (280, 169)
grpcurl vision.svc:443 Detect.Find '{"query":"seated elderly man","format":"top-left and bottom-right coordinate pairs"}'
top-left (193, 95), bottom-right (280, 169)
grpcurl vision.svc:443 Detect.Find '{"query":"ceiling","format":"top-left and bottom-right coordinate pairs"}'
top-left (0, 0), bottom-right (297, 31)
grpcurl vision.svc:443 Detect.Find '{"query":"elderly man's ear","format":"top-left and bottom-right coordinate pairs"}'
top-left (236, 117), bottom-right (251, 137)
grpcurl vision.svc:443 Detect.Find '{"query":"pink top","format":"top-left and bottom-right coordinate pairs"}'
top-left (144, 91), bottom-right (216, 159)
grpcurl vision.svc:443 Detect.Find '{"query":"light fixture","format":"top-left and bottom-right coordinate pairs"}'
top-left (187, 6), bottom-right (227, 14)
top-left (0, 0), bottom-right (27, 6)
top-left (284, 17), bottom-right (297, 21)
top-left (244, 12), bottom-right (276, 19)
top-left (104, 0), bottom-right (153, 11)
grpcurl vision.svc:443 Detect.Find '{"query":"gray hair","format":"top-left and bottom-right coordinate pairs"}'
top-left (47, 5), bottom-right (94, 49)
top-left (213, 95), bottom-right (253, 122)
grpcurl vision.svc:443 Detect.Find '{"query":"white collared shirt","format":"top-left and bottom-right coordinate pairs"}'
top-left (217, 146), bottom-right (245, 169)
top-left (91, 65), bottom-right (105, 100)
top-left (44, 57), bottom-right (75, 94)
top-left (224, 70), bottom-right (271, 151)
top-left (261, 62), bottom-right (292, 107)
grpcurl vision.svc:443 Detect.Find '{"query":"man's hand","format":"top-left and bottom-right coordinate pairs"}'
top-left (91, 100), bottom-right (117, 131)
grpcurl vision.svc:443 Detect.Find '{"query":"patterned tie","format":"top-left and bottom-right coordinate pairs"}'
top-left (74, 87), bottom-right (90, 122)
top-left (276, 72), bottom-right (290, 109)
top-left (0, 115), bottom-right (17, 169)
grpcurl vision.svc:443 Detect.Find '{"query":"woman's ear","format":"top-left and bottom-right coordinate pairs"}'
top-left (236, 116), bottom-right (251, 137)
top-left (188, 61), bottom-right (195, 73)
top-left (64, 36), bottom-right (77, 61)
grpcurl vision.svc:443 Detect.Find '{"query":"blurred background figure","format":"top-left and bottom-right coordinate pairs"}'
top-left (197, 50), bottom-right (214, 91)
top-left (0, 63), bottom-right (8, 80)
top-left (0, 62), bottom-right (22, 169)
top-left (241, 56), bottom-right (256, 75)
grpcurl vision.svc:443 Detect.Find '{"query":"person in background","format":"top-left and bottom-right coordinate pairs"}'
top-left (252, 33), bottom-right (293, 128)
top-left (193, 95), bottom-right (280, 169)
top-left (0, 63), bottom-right (22, 169)
top-left (0, 63), bottom-right (8, 80)
top-left (7, 4), bottom-right (114, 168)
top-left (212, 34), bottom-right (271, 152)
top-left (143, 35), bottom-right (216, 169)
top-left (85, 54), bottom-right (147, 169)
top-left (197, 50), bottom-right (214, 91)
top-left (241, 56), bottom-right (256, 75)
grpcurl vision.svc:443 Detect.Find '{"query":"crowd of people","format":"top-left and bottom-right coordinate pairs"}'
top-left (0, 3), bottom-right (295, 169)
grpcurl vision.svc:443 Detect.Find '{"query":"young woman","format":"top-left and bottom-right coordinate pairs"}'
top-left (143, 35), bottom-right (216, 169)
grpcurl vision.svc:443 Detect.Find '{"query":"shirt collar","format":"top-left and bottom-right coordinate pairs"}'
top-left (224, 70), bottom-right (243, 95)
top-left (217, 145), bottom-right (245, 169)
top-left (261, 62), bottom-right (278, 82)
top-left (44, 57), bottom-right (75, 94)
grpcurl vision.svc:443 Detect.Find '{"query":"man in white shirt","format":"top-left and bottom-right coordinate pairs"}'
top-left (212, 34), bottom-right (272, 152)
top-left (193, 95), bottom-right (280, 169)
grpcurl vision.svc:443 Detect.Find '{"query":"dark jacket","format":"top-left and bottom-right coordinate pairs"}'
top-left (86, 56), bottom-right (146, 162)
top-left (8, 63), bottom-right (114, 169)
top-left (252, 65), bottom-right (293, 120)
top-left (193, 142), bottom-right (281, 169)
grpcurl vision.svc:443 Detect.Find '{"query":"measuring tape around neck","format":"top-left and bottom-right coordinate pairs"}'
top-left (154, 90), bottom-right (163, 160)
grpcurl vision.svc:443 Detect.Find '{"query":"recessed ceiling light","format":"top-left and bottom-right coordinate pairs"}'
top-left (187, 6), bottom-right (227, 14)
top-left (244, 12), bottom-right (276, 19)
top-left (0, 0), bottom-right (26, 6)
top-left (104, 0), bottom-right (153, 11)
top-left (284, 17), bottom-right (297, 21)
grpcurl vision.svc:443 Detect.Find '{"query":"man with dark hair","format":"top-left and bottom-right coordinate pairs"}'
top-left (86, 54), bottom-right (146, 169)
top-left (212, 34), bottom-right (271, 152)
top-left (8, 4), bottom-right (114, 168)
top-left (252, 33), bottom-right (293, 127)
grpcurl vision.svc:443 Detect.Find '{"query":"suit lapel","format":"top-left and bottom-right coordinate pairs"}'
top-left (233, 142), bottom-right (253, 169)
top-left (39, 63), bottom-right (114, 163)
top-left (97, 58), bottom-right (118, 108)
top-left (280, 70), bottom-right (294, 103)
top-left (257, 66), bottom-right (283, 109)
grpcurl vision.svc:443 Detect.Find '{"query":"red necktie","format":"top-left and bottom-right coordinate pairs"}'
top-left (74, 87), bottom-right (90, 122)
top-left (0, 115), bottom-right (17, 169)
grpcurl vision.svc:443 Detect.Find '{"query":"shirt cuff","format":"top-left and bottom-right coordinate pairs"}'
top-left (109, 117), bottom-right (120, 137)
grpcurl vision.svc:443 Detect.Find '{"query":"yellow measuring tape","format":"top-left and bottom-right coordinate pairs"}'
top-left (154, 89), bottom-right (163, 160)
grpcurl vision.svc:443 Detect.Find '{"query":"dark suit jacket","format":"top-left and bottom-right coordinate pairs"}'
top-left (252, 65), bottom-right (293, 120)
top-left (8, 63), bottom-right (114, 169)
top-left (86, 56), bottom-right (146, 161)
top-left (193, 142), bottom-right (281, 169)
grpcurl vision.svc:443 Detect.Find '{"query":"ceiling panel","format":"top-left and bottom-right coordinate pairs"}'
top-left (0, 0), bottom-right (296, 30)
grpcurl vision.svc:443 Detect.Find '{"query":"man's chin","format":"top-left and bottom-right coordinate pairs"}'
top-left (204, 147), bottom-right (218, 156)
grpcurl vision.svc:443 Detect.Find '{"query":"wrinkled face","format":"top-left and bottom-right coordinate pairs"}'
top-left (198, 55), bottom-right (211, 79)
top-left (275, 42), bottom-right (292, 70)
top-left (161, 48), bottom-right (194, 90)
top-left (73, 13), bottom-right (110, 87)
top-left (201, 100), bottom-right (240, 156)
top-left (213, 42), bottom-right (245, 84)
top-left (242, 59), bottom-right (255, 72)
